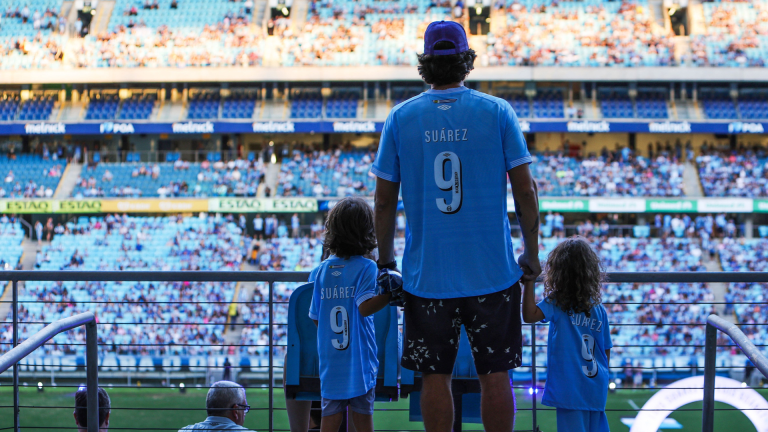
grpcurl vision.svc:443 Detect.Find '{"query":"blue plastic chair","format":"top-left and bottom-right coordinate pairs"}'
top-left (758, 226), bottom-right (768, 238)
top-left (285, 282), bottom-right (400, 401)
top-left (633, 225), bottom-right (651, 238)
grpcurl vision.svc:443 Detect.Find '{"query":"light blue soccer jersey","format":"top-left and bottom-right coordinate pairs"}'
top-left (538, 299), bottom-right (613, 411)
top-left (371, 86), bottom-right (530, 299)
top-left (308, 255), bottom-right (379, 400)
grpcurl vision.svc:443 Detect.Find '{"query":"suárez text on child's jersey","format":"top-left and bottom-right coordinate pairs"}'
top-left (570, 313), bottom-right (604, 332)
top-left (319, 285), bottom-right (357, 300)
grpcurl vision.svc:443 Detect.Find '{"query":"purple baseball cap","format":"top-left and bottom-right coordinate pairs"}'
top-left (423, 20), bottom-right (469, 56)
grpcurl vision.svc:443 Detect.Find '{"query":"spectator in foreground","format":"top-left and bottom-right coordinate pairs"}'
top-left (522, 237), bottom-right (612, 432)
top-left (179, 381), bottom-right (254, 431)
top-left (73, 386), bottom-right (111, 432)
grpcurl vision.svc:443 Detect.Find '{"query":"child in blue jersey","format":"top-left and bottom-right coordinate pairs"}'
top-left (308, 197), bottom-right (391, 432)
top-left (522, 237), bottom-right (612, 432)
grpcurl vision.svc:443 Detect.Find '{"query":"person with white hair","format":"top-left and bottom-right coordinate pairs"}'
top-left (179, 381), bottom-right (254, 431)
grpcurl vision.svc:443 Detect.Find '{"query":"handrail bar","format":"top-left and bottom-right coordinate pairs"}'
top-left (0, 312), bottom-right (95, 373)
top-left (702, 314), bottom-right (768, 432)
top-left (2, 270), bottom-right (768, 283)
top-left (0, 312), bottom-right (99, 432)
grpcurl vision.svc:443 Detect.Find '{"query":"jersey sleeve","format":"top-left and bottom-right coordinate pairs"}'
top-left (308, 267), bottom-right (320, 320)
top-left (371, 113), bottom-right (400, 182)
top-left (355, 262), bottom-right (378, 308)
top-left (501, 103), bottom-right (532, 171)
top-left (536, 298), bottom-right (556, 323)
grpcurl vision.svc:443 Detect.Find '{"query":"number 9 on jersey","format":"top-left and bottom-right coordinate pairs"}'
top-left (434, 151), bottom-right (462, 214)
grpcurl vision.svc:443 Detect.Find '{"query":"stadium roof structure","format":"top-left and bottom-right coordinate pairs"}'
top-left (5, 66), bottom-right (768, 85)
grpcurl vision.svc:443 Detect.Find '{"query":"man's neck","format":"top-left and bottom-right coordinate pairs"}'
top-left (431, 82), bottom-right (463, 91)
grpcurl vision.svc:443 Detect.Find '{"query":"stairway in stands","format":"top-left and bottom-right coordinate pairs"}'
top-left (0, 238), bottom-right (42, 330)
top-left (90, 1), bottom-right (115, 35)
top-left (54, 162), bottom-right (83, 198)
top-left (682, 162), bottom-right (704, 197)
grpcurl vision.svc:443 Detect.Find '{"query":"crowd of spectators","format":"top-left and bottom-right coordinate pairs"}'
top-left (697, 147), bottom-right (768, 197)
top-left (7, 0), bottom-right (768, 69)
top-left (73, 158), bottom-right (267, 198)
top-left (0, 156), bottom-right (63, 198)
top-left (277, 148), bottom-right (376, 197)
top-left (487, 0), bottom-right (675, 67)
top-left (525, 147), bottom-right (685, 197)
top-left (1, 214), bottom-right (244, 356)
top-left (690, 1), bottom-right (768, 67)
top-left (717, 237), bottom-right (768, 361)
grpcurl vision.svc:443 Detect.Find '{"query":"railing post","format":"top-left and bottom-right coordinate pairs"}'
top-left (532, 321), bottom-right (537, 432)
top-left (86, 319), bottom-right (99, 432)
top-left (268, 281), bottom-right (274, 432)
top-left (12, 280), bottom-right (19, 432)
top-left (702, 322), bottom-right (717, 432)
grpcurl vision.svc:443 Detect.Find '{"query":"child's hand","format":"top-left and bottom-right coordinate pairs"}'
top-left (377, 267), bottom-right (404, 307)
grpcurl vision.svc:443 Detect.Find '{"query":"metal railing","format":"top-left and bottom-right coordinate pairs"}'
top-left (1, 270), bottom-right (767, 432)
top-left (703, 314), bottom-right (768, 432)
top-left (0, 311), bottom-right (99, 432)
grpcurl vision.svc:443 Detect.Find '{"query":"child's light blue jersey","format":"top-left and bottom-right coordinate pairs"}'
top-left (371, 86), bottom-right (531, 299)
top-left (309, 255), bottom-right (379, 400)
top-left (538, 299), bottom-right (613, 411)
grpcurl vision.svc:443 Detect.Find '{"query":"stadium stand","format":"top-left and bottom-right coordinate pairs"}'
top-left (498, 92), bottom-right (531, 118)
top-left (737, 90), bottom-right (768, 120)
top-left (0, 221), bottom-right (24, 271)
top-left (525, 150), bottom-right (685, 197)
top-left (692, 0), bottom-right (768, 67)
top-left (717, 238), bottom-right (768, 354)
top-left (276, 149), bottom-right (376, 197)
top-left (221, 91), bottom-right (258, 120)
top-left (0, 154), bottom-right (64, 198)
top-left (697, 150), bottom-right (768, 197)
top-left (325, 91), bottom-right (359, 119)
top-left (16, 96), bottom-right (55, 121)
top-left (118, 93), bottom-right (157, 120)
top-left (290, 91), bottom-right (323, 119)
top-left (487, 0), bottom-right (675, 67)
top-left (187, 91), bottom-right (221, 119)
top-left (239, 236), bottom-right (324, 360)
top-left (0, 96), bottom-right (20, 121)
top-left (699, 89), bottom-right (738, 119)
top-left (635, 91), bottom-right (669, 119)
top-left (85, 94), bottom-right (120, 120)
top-left (72, 158), bottom-right (266, 198)
top-left (533, 90), bottom-right (564, 118)
top-left (0, 215), bottom-right (243, 356)
top-left (599, 89), bottom-right (634, 118)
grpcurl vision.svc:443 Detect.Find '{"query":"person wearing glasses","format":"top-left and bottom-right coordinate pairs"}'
top-left (179, 381), bottom-right (254, 431)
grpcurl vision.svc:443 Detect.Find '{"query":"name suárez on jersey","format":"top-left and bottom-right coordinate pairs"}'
top-left (424, 128), bottom-right (468, 143)
top-left (320, 285), bottom-right (357, 300)
top-left (570, 314), bottom-right (604, 332)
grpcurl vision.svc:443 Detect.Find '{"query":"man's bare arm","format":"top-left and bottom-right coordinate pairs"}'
top-left (509, 163), bottom-right (541, 280)
top-left (374, 178), bottom-right (401, 264)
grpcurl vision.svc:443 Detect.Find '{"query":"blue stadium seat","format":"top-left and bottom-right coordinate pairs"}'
top-left (634, 225), bottom-right (651, 238)
top-left (285, 283), bottom-right (400, 402)
top-left (759, 226), bottom-right (768, 238)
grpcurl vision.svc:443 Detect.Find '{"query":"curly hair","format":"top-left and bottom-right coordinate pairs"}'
top-left (417, 41), bottom-right (477, 87)
top-left (543, 237), bottom-right (605, 317)
top-left (323, 197), bottom-right (377, 259)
